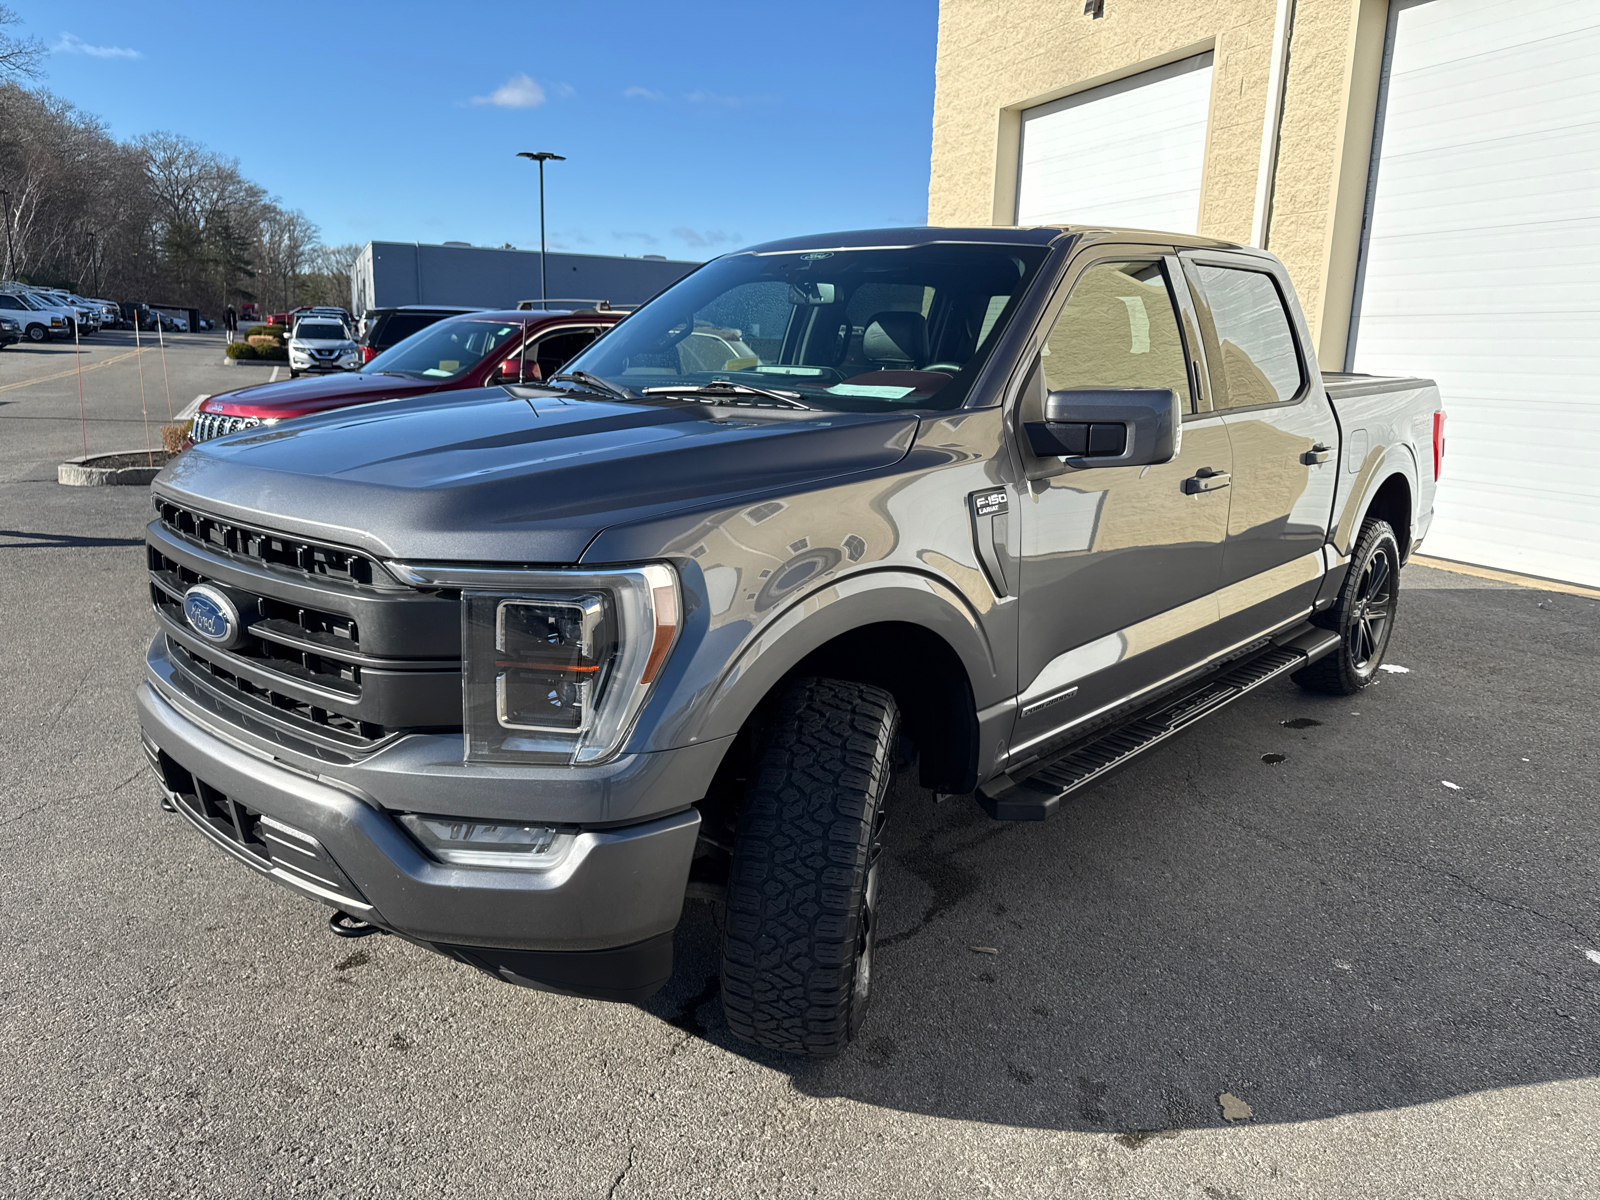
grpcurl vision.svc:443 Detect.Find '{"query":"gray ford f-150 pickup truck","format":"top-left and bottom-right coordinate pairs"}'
top-left (139, 225), bottom-right (1445, 1057)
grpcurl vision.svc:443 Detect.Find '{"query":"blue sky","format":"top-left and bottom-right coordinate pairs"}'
top-left (26, 1), bottom-right (940, 261)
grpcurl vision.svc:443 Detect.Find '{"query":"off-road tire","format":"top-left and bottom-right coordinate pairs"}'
top-left (721, 677), bottom-right (899, 1057)
top-left (1294, 517), bottom-right (1401, 695)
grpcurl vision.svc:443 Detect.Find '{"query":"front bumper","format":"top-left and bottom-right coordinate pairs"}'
top-left (138, 678), bottom-right (703, 1001)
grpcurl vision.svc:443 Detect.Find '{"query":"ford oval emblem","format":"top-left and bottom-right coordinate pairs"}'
top-left (182, 584), bottom-right (241, 648)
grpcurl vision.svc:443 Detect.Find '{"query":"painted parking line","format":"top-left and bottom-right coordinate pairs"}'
top-left (0, 347), bottom-right (155, 394)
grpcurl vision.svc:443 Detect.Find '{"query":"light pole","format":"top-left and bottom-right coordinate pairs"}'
top-left (516, 151), bottom-right (565, 304)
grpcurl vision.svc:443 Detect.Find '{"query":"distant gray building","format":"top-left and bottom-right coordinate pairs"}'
top-left (350, 241), bottom-right (700, 315)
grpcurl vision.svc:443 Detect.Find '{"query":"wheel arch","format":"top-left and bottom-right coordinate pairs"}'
top-left (1333, 444), bottom-right (1418, 563)
top-left (680, 569), bottom-right (1002, 795)
top-left (1364, 472), bottom-right (1414, 561)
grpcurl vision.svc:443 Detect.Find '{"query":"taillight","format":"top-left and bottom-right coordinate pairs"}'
top-left (362, 345), bottom-right (377, 363)
top-left (1433, 410), bottom-right (1446, 481)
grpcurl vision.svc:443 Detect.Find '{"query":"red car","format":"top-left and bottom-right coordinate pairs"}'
top-left (188, 308), bottom-right (623, 444)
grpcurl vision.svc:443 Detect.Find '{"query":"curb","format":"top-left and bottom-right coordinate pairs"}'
top-left (58, 450), bottom-right (173, 487)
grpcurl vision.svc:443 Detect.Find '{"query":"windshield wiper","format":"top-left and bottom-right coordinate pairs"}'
top-left (641, 380), bottom-right (813, 410)
top-left (549, 370), bottom-right (636, 401)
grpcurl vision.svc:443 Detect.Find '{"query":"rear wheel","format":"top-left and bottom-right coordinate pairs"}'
top-left (1294, 517), bottom-right (1400, 695)
top-left (721, 677), bottom-right (898, 1057)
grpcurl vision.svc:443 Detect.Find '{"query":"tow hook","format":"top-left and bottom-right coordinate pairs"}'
top-left (329, 910), bottom-right (383, 939)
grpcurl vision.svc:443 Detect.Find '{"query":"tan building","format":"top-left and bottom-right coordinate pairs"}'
top-left (930, 0), bottom-right (1600, 587)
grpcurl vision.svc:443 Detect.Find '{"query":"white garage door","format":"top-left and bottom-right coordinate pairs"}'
top-left (1016, 53), bottom-right (1214, 233)
top-left (1350, 0), bottom-right (1600, 586)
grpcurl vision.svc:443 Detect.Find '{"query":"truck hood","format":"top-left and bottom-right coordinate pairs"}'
top-left (156, 388), bottom-right (919, 564)
top-left (207, 372), bottom-right (441, 419)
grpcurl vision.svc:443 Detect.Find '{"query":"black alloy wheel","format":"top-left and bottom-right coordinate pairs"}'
top-left (1348, 543), bottom-right (1394, 672)
top-left (1293, 517), bottom-right (1401, 695)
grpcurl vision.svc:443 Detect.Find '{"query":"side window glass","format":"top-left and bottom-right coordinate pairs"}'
top-left (1185, 264), bottom-right (1304, 409)
top-left (1039, 261), bottom-right (1191, 409)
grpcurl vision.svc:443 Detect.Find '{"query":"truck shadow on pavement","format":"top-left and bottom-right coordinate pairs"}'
top-left (643, 581), bottom-right (1600, 1133)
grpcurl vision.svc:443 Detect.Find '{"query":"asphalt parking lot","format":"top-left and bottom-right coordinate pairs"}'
top-left (2, 334), bottom-right (1597, 1198)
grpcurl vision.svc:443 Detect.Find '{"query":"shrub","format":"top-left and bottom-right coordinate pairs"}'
top-left (225, 341), bottom-right (257, 359)
top-left (255, 342), bottom-right (288, 361)
top-left (161, 423), bottom-right (188, 454)
top-left (246, 335), bottom-right (278, 351)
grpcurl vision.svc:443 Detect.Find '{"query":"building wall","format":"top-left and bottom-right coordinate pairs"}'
top-left (929, 0), bottom-right (1385, 363)
top-left (352, 243), bottom-right (701, 315)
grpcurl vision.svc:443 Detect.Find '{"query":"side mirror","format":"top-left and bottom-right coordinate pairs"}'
top-left (498, 358), bottom-right (520, 379)
top-left (1025, 387), bottom-right (1179, 467)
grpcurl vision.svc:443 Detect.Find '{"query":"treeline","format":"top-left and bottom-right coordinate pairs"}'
top-left (0, 81), bottom-right (359, 315)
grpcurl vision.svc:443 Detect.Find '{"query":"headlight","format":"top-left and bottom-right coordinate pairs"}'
top-left (394, 562), bottom-right (680, 765)
top-left (397, 814), bottom-right (574, 870)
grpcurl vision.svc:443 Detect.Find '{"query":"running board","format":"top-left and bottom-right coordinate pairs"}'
top-left (978, 627), bottom-right (1341, 821)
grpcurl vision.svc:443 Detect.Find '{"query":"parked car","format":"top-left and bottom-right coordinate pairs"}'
top-left (286, 317), bottom-right (361, 378)
top-left (138, 225), bottom-right (1444, 1057)
top-left (33, 289), bottom-right (99, 333)
top-left (0, 315), bottom-right (20, 348)
top-left (0, 292), bottom-right (73, 340)
top-left (357, 305), bottom-right (486, 363)
top-left (188, 308), bottom-right (622, 441)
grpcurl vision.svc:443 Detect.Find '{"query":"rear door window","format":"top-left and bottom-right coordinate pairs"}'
top-left (1184, 264), bottom-right (1304, 409)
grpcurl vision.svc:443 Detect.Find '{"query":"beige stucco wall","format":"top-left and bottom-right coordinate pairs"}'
top-left (929, 0), bottom-right (1386, 362)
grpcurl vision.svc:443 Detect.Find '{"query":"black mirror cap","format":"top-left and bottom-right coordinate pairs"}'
top-left (1027, 387), bottom-right (1179, 467)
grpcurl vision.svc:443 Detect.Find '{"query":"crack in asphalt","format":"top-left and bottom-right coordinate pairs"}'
top-left (0, 766), bottom-right (145, 828)
top-left (605, 1139), bottom-right (635, 1200)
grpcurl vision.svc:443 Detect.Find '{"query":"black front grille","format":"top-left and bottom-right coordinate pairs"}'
top-left (148, 500), bottom-right (461, 756)
top-left (168, 638), bottom-right (388, 745)
top-left (154, 497), bottom-right (382, 587)
top-left (149, 546), bottom-right (363, 691)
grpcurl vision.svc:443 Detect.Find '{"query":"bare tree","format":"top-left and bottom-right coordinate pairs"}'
top-left (0, 79), bottom-right (353, 316)
top-left (0, 5), bottom-right (44, 83)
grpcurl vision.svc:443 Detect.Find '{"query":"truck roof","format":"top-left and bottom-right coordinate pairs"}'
top-left (739, 225), bottom-right (1245, 254)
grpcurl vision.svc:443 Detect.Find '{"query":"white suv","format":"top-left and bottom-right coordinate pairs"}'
top-left (288, 316), bottom-right (361, 377)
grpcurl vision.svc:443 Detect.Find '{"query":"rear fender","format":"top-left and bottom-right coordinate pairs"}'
top-left (1331, 444), bottom-right (1417, 564)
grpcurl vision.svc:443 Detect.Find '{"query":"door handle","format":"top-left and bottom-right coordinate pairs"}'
top-left (1301, 443), bottom-right (1333, 465)
top-left (1183, 469), bottom-right (1230, 495)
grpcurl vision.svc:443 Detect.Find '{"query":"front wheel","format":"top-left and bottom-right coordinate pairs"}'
top-left (721, 677), bottom-right (899, 1057)
top-left (288, 367), bottom-right (299, 378)
top-left (1294, 518), bottom-right (1400, 695)
top-left (26, 324), bottom-right (46, 343)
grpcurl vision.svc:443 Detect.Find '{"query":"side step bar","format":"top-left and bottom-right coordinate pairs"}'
top-left (978, 625), bottom-right (1342, 821)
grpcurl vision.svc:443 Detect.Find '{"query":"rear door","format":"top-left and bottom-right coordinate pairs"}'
top-left (1009, 248), bottom-right (1234, 763)
top-left (1179, 254), bottom-right (1339, 639)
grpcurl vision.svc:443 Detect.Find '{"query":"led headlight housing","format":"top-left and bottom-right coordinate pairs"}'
top-left (394, 563), bottom-right (680, 766)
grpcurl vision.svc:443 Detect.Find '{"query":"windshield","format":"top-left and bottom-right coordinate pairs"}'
top-left (294, 323), bottom-right (350, 342)
top-left (365, 318), bottom-right (523, 380)
top-left (558, 243), bottom-right (1049, 411)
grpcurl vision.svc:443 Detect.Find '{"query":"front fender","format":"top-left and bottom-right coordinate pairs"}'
top-left (640, 566), bottom-right (1006, 753)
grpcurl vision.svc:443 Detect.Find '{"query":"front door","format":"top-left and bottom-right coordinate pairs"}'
top-left (1009, 253), bottom-right (1233, 765)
